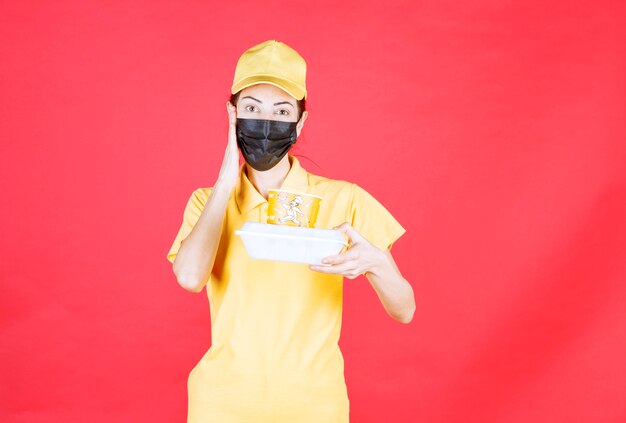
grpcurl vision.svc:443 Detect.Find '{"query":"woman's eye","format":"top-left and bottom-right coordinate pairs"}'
top-left (244, 105), bottom-right (257, 112)
top-left (277, 109), bottom-right (290, 116)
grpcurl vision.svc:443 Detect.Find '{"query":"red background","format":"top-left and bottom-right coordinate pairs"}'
top-left (1, 1), bottom-right (625, 422)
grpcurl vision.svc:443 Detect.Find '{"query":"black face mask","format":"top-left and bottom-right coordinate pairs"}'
top-left (236, 118), bottom-right (298, 171)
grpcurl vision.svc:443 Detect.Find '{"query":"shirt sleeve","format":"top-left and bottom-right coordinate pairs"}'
top-left (166, 187), bottom-right (212, 263)
top-left (348, 183), bottom-right (406, 251)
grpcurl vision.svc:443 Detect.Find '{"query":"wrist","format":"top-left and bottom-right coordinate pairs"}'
top-left (367, 247), bottom-right (388, 277)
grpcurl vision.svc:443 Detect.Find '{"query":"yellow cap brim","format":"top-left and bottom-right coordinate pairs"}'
top-left (232, 74), bottom-right (307, 100)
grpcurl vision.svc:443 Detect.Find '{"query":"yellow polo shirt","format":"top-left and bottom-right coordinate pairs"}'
top-left (167, 154), bottom-right (406, 422)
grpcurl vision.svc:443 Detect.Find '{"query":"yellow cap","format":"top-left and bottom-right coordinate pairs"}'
top-left (231, 39), bottom-right (307, 100)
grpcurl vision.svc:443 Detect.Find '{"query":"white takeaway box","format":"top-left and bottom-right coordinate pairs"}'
top-left (234, 221), bottom-right (349, 265)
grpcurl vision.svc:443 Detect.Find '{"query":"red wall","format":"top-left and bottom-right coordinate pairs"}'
top-left (1, 1), bottom-right (625, 422)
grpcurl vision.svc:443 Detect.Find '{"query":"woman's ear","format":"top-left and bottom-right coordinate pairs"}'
top-left (296, 110), bottom-right (308, 137)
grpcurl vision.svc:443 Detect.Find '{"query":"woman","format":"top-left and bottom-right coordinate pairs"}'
top-left (167, 39), bottom-right (415, 423)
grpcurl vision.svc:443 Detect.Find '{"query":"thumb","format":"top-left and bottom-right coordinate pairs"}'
top-left (333, 222), bottom-right (364, 244)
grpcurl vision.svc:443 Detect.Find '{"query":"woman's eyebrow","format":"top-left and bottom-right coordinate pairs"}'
top-left (241, 96), bottom-right (294, 108)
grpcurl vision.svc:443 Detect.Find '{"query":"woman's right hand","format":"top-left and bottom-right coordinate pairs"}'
top-left (216, 101), bottom-right (240, 191)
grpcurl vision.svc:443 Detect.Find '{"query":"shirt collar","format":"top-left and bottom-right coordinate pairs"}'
top-left (235, 154), bottom-right (310, 215)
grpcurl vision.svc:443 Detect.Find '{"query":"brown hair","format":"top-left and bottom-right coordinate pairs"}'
top-left (229, 90), bottom-right (306, 121)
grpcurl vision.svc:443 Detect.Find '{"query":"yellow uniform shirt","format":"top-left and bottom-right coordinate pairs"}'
top-left (167, 154), bottom-right (406, 422)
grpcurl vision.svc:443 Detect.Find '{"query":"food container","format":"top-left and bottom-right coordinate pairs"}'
top-left (234, 221), bottom-right (348, 265)
top-left (267, 189), bottom-right (322, 228)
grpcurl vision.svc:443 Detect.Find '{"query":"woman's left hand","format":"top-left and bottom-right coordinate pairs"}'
top-left (309, 222), bottom-right (383, 279)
